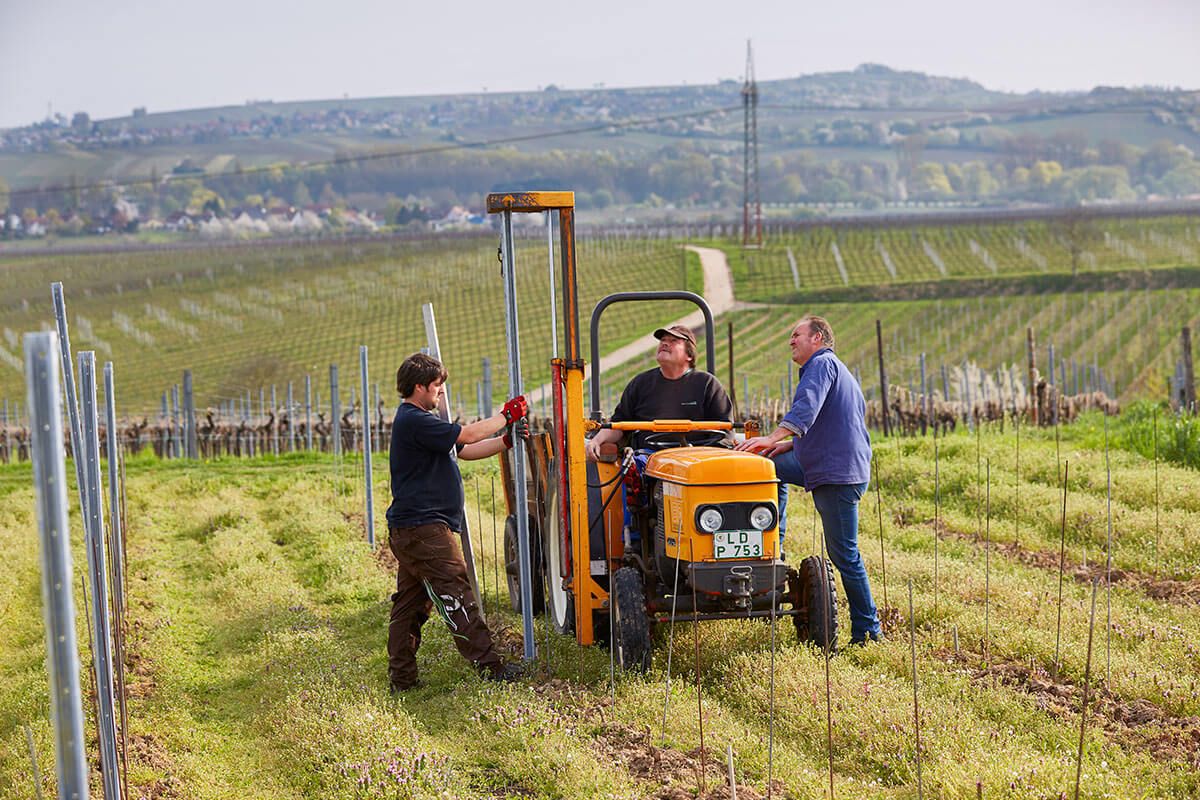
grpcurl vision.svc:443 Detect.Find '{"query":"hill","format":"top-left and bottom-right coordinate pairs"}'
top-left (3, 64), bottom-right (1199, 232)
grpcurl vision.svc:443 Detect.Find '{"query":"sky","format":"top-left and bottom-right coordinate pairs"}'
top-left (1, 0), bottom-right (1197, 130)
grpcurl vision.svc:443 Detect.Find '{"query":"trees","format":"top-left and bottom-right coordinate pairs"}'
top-left (909, 162), bottom-right (953, 199)
top-left (0, 176), bottom-right (8, 214)
top-left (1058, 166), bottom-right (1135, 204)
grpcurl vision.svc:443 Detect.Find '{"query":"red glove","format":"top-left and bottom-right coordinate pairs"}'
top-left (501, 395), bottom-right (528, 423)
top-left (503, 418), bottom-right (530, 449)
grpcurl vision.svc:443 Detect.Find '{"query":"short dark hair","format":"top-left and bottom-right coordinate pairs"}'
top-left (396, 353), bottom-right (448, 398)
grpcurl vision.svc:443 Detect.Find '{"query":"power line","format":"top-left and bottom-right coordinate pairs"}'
top-left (6, 95), bottom-right (1190, 203)
top-left (6, 105), bottom-right (741, 201)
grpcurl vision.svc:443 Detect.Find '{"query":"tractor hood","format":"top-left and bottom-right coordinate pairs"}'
top-left (644, 447), bottom-right (778, 486)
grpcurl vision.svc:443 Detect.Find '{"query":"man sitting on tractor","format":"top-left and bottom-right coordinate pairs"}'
top-left (585, 324), bottom-right (734, 460)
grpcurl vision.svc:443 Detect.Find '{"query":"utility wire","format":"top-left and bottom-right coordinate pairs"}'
top-left (10, 95), bottom-right (1183, 202)
top-left (6, 104), bottom-right (741, 201)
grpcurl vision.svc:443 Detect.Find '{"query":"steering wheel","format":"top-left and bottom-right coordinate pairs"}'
top-left (641, 429), bottom-right (729, 451)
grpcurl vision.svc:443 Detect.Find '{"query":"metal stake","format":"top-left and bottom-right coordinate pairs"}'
top-left (1103, 415), bottom-right (1113, 685)
top-left (499, 211), bottom-right (536, 661)
top-left (1074, 580), bottom-right (1100, 800)
top-left (359, 347), bottom-right (375, 549)
top-left (1055, 462), bottom-right (1070, 673)
top-left (25, 332), bottom-right (88, 800)
top-left (330, 365), bottom-right (341, 457)
top-left (305, 375), bottom-right (313, 452)
top-left (78, 353), bottom-right (122, 800)
top-left (909, 579), bottom-right (923, 799)
top-left (423, 303), bottom-right (484, 619)
top-left (287, 382), bottom-right (295, 452)
top-left (183, 371), bottom-right (196, 459)
top-left (50, 285), bottom-right (86, 480)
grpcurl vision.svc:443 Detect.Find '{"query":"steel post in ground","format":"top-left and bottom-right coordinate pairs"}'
top-left (423, 303), bottom-right (484, 620)
top-left (170, 385), bottom-right (181, 459)
top-left (373, 382), bottom-right (380, 451)
top-left (481, 357), bottom-right (493, 417)
top-left (51, 284), bottom-right (86, 497)
top-left (500, 211), bottom-right (536, 661)
top-left (102, 364), bottom-right (125, 624)
top-left (271, 384), bottom-right (279, 455)
top-left (358, 347), bottom-right (375, 549)
top-left (919, 352), bottom-right (928, 436)
top-left (305, 375), bottom-right (313, 451)
top-left (287, 382), bottom-right (295, 452)
top-left (330, 365), bottom-right (341, 457)
top-left (1183, 326), bottom-right (1195, 411)
top-left (183, 370), bottom-right (197, 459)
top-left (78, 353), bottom-right (122, 800)
top-left (876, 320), bottom-right (890, 436)
top-left (25, 332), bottom-right (89, 800)
top-left (1, 398), bottom-right (10, 465)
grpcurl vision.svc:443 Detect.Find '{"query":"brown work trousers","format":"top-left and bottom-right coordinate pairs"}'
top-left (387, 522), bottom-right (501, 687)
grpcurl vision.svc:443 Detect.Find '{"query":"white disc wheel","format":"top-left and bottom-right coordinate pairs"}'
top-left (543, 485), bottom-right (574, 634)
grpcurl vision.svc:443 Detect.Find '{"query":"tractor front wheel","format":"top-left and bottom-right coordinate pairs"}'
top-left (611, 567), bottom-right (652, 672)
top-left (792, 556), bottom-right (838, 651)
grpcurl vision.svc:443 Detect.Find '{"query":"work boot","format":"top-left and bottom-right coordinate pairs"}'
top-left (848, 631), bottom-right (885, 648)
top-left (482, 662), bottom-right (523, 683)
top-left (389, 678), bottom-right (423, 694)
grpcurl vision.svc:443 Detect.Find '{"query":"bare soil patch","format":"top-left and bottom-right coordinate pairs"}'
top-left (941, 649), bottom-right (1200, 768)
top-left (932, 519), bottom-right (1200, 606)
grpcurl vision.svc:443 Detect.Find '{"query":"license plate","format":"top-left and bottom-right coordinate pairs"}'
top-left (713, 530), bottom-right (763, 560)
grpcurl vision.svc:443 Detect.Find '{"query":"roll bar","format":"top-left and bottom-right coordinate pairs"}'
top-left (588, 291), bottom-right (715, 419)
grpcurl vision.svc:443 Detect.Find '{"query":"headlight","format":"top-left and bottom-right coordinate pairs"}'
top-left (697, 507), bottom-right (724, 532)
top-left (749, 505), bottom-right (775, 531)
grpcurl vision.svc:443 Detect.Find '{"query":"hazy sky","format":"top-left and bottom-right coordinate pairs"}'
top-left (2, 0), bottom-right (1197, 129)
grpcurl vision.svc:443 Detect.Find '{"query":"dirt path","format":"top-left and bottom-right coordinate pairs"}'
top-left (526, 245), bottom-right (736, 406)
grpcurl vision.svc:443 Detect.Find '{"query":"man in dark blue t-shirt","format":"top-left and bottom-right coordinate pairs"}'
top-left (386, 352), bottom-right (529, 691)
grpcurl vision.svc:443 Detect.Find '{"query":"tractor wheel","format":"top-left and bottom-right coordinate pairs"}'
top-left (504, 515), bottom-right (545, 616)
top-left (611, 567), bottom-right (652, 672)
top-left (792, 556), bottom-right (838, 651)
top-left (542, 484), bottom-right (574, 634)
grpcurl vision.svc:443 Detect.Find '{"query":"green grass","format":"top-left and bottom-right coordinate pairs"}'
top-left (0, 234), bottom-right (697, 414)
top-left (631, 288), bottom-right (1199, 418)
top-left (3, 424), bottom-right (1199, 798)
top-left (720, 215), bottom-right (1200, 302)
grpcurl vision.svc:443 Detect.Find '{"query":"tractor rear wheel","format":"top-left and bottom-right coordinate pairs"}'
top-left (504, 515), bottom-right (545, 616)
top-left (792, 556), bottom-right (838, 651)
top-left (611, 567), bottom-right (652, 672)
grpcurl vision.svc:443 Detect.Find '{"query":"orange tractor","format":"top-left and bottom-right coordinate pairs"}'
top-left (490, 191), bottom-right (837, 669)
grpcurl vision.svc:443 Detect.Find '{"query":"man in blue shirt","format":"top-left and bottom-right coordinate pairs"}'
top-left (386, 353), bottom-right (529, 691)
top-left (735, 316), bottom-right (881, 646)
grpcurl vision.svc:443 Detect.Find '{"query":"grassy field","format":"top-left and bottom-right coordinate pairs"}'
top-left (2, 215), bottom-right (1199, 427)
top-left (0, 233), bottom-right (701, 415)
top-left (723, 215), bottom-right (1200, 301)
top-left (601, 287), bottom-right (1200, 414)
top-left (2, 419), bottom-right (1198, 799)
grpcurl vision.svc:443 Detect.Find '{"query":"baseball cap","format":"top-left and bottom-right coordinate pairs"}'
top-left (653, 324), bottom-right (697, 345)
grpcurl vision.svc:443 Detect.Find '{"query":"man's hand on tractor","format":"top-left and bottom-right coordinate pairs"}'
top-left (735, 434), bottom-right (789, 456)
top-left (501, 395), bottom-right (528, 424)
top-left (503, 418), bottom-right (530, 449)
top-left (767, 439), bottom-right (794, 457)
top-left (584, 436), bottom-right (602, 462)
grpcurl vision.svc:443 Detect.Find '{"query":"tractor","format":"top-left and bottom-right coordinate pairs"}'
top-left (489, 191), bottom-right (837, 670)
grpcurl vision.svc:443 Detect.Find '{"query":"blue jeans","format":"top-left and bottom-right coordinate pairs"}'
top-left (774, 448), bottom-right (880, 641)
